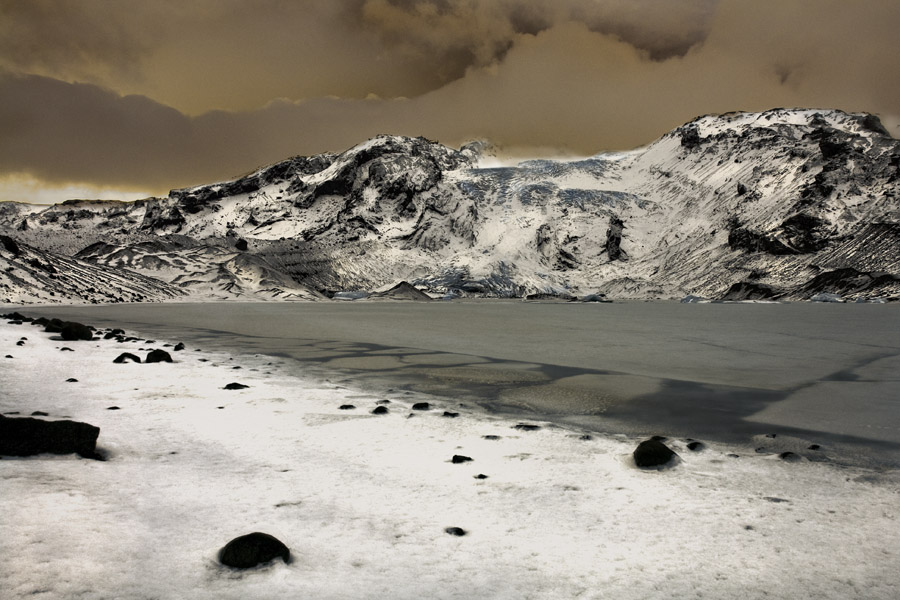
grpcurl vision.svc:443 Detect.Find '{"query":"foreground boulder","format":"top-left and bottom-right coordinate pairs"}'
top-left (633, 439), bottom-right (678, 468)
top-left (0, 414), bottom-right (100, 459)
top-left (219, 532), bottom-right (290, 569)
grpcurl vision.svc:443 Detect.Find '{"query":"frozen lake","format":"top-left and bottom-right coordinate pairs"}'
top-left (28, 301), bottom-right (900, 467)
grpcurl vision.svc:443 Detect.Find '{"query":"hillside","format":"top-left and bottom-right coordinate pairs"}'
top-left (2, 109), bottom-right (898, 304)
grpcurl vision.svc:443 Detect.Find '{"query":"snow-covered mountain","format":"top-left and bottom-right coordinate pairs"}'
top-left (2, 108), bottom-right (899, 304)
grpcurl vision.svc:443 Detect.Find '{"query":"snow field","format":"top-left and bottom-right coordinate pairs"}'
top-left (1, 321), bottom-right (898, 599)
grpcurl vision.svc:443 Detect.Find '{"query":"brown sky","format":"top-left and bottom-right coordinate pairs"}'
top-left (1, 0), bottom-right (898, 202)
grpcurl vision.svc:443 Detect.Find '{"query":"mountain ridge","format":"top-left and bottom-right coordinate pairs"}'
top-left (2, 108), bottom-right (899, 304)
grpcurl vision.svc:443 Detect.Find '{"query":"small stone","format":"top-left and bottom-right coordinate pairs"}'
top-left (808, 444), bottom-right (821, 450)
top-left (633, 439), bottom-right (678, 468)
top-left (372, 405), bottom-right (389, 415)
top-left (375, 399), bottom-right (391, 405)
top-left (113, 352), bottom-right (141, 364)
top-left (15, 340), bottom-right (24, 346)
top-left (451, 455), bottom-right (473, 464)
top-left (339, 404), bottom-right (356, 410)
top-left (218, 532), bottom-right (290, 569)
top-left (483, 435), bottom-right (501, 440)
top-left (687, 441), bottom-right (706, 451)
top-left (146, 349), bottom-right (172, 364)
top-left (779, 451), bottom-right (801, 462)
top-left (224, 382), bottom-right (249, 390)
top-left (31, 411), bottom-right (49, 416)
top-left (411, 402), bottom-right (431, 411)
top-left (442, 411), bottom-right (459, 418)
top-left (60, 347), bottom-right (73, 352)
top-left (66, 378), bottom-right (78, 383)
top-left (514, 423), bottom-right (541, 431)
top-left (107, 406), bottom-right (120, 411)
top-left (173, 342), bottom-right (185, 351)
top-left (474, 474), bottom-right (488, 480)
top-left (444, 527), bottom-right (467, 537)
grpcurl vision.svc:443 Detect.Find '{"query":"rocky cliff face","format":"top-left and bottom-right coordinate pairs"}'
top-left (1, 110), bottom-right (898, 304)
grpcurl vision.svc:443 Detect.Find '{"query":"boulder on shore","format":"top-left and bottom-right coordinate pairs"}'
top-left (633, 438), bottom-right (678, 468)
top-left (0, 414), bottom-right (101, 459)
top-left (219, 532), bottom-right (290, 569)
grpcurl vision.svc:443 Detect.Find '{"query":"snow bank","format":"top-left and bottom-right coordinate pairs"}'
top-left (1, 320), bottom-right (898, 599)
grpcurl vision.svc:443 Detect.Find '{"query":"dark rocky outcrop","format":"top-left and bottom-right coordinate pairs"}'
top-left (219, 532), bottom-right (290, 569)
top-left (146, 349), bottom-right (173, 363)
top-left (372, 405), bottom-right (389, 415)
top-left (0, 414), bottom-right (101, 459)
top-left (633, 439), bottom-right (678, 468)
top-left (224, 382), bottom-right (249, 390)
top-left (719, 281), bottom-right (781, 301)
top-left (605, 216), bottom-right (626, 261)
top-left (411, 402), bottom-right (431, 411)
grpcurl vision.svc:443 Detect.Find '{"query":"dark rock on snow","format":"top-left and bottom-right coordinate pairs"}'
top-left (686, 441), bottom-right (706, 451)
top-left (113, 352), bottom-right (142, 364)
top-left (779, 451), bottom-right (802, 462)
top-left (442, 411), bottom-right (460, 418)
top-left (633, 439), bottom-right (678, 468)
top-left (514, 423), bottom-right (541, 431)
top-left (219, 532), bottom-right (290, 569)
top-left (66, 378), bottom-right (78, 383)
top-left (371, 405), bottom-right (389, 415)
top-left (173, 342), bottom-right (186, 351)
top-left (444, 527), bottom-right (467, 537)
top-left (224, 382), bottom-right (249, 390)
top-left (60, 321), bottom-right (93, 341)
top-left (0, 414), bottom-right (101, 459)
top-left (146, 349), bottom-right (173, 363)
top-left (31, 411), bottom-right (49, 416)
top-left (411, 402), bottom-right (431, 411)
top-left (338, 404), bottom-right (356, 410)
top-left (451, 455), bottom-right (473, 464)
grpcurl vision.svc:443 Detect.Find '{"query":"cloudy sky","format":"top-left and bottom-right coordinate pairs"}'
top-left (2, 0), bottom-right (899, 204)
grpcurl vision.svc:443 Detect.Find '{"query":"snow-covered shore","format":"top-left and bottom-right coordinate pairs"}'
top-left (1, 318), bottom-right (898, 599)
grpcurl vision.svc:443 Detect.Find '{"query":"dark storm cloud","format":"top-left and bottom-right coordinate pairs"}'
top-left (0, 0), bottom-right (898, 199)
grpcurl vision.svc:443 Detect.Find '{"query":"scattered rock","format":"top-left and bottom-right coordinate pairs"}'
top-left (411, 402), bottom-right (431, 411)
top-left (514, 423), bottom-right (541, 431)
top-left (375, 399), bottom-right (391, 405)
top-left (60, 321), bottom-right (93, 341)
top-left (31, 411), bottom-right (49, 416)
top-left (107, 406), bottom-right (120, 411)
top-left (224, 382), bottom-right (249, 390)
top-left (444, 527), bottom-right (467, 537)
top-left (15, 340), bottom-right (24, 346)
top-left (0, 414), bottom-right (101, 459)
top-left (451, 455), bottom-right (473, 464)
top-left (474, 474), bottom-right (489, 480)
top-left (113, 352), bottom-right (141, 364)
top-left (173, 342), bottom-right (186, 351)
top-left (442, 411), bottom-right (460, 418)
top-left (218, 532), bottom-right (290, 569)
top-left (146, 349), bottom-right (173, 363)
top-left (60, 347), bottom-right (73, 352)
top-left (338, 404), bottom-right (356, 410)
top-left (686, 441), bottom-right (706, 452)
top-left (779, 451), bottom-right (802, 462)
top-left (372, 405), bottom-right (389, 415)
top-left (66, 378), bottom-right (78, 383)
top-left (483, 435), bottom-right (501, 440)
top-left (764, 497), bottom-right (790, 503)
top-left (103, 329), bottom-right (125, 340)
top-left (808, 444), bottom-right (821, 450)
top-left (633, 439), bottom-right (678, 468)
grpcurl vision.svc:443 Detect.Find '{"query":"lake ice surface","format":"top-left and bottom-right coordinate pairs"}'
top-left (24, 301), bottom-right (900, 468)
top-left (1, 303), bottom-right (899, 599)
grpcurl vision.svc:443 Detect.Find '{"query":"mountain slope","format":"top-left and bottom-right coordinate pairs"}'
top-left (2, 110), bottom-right (898, 303)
